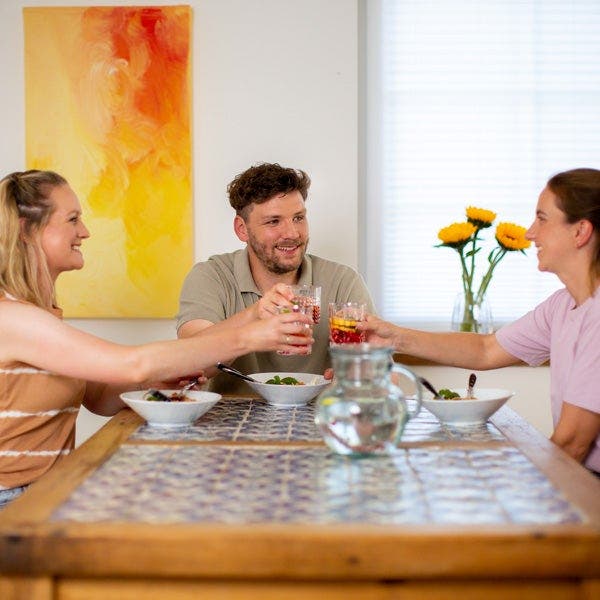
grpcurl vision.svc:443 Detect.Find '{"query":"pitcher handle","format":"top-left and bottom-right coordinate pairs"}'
top-left (390, 363), bottom-right (422, 419)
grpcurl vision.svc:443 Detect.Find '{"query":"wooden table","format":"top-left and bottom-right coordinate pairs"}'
top-left (1, 399), bottom-right (599, 600)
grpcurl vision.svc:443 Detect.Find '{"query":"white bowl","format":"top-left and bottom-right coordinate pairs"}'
top-left (422, 388), bottom-right (514, 425)
top-left (247, 372), bottom-right (330, 408)
top-left (120, 390), bottom-right (221, 427)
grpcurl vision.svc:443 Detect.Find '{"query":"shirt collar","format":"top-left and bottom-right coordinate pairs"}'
top-left (233, 248), bottom-right (314, 295)
top-left (233, 249), bottom-right (261, 294)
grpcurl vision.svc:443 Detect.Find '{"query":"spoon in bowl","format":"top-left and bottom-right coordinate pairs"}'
top-left (146, 378), bottom-right (200, 402)
top-left (466, 372), bottom-right (477, 399)
top-left (418, 376), bottom-right (442, 399)
top-left (180, 377), bottom-right (201, 394)
top-left (216, 362), bottom-right (259, 383)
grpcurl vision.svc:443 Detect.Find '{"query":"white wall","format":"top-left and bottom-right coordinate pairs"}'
top-left (0, 0), bottom-right (554, 444)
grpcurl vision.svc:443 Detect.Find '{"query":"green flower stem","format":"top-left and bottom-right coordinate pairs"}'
top-left (458, 248), bottom-right (475, 329)
top-left (461, 292), bottom-right (476, 331)
top-left (476, 247), bottom-right (507, 305)
top-left (458, 248), bottom-right (471, 297)
top-left (468, 234), bottom-right (478, 293)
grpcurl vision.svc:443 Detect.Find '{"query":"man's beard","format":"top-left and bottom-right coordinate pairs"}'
top-left (247, 233), bottom-right (308, 275)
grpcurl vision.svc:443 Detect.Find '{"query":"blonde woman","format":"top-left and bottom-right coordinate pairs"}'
top-left (0, 170), bottom-right (313, 507)
top-left (359, 168), bottom-right (600, 476)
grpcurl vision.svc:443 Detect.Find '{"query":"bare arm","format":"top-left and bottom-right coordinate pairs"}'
top-left (178, 283), bottom-right (296, 338)
top-left (177, 284), bottom-right (298, 378)
top-left (178, 318), bottom-right (214, 338)
top-left (177, 319), bottom-right (222, 379)
top-left (0, 301), bottom-right (313, 387)
top-left (551, 402), bottom-right (600, 464)
top-left (83, 382), bottom-right (127, 416)
top-left (358, 315), bottom-right (520, 370)
top-left (83, 375), bottom-right (208, 416)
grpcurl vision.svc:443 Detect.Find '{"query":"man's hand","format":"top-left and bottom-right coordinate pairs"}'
top-left (257, 283), bottom-right (295, 319)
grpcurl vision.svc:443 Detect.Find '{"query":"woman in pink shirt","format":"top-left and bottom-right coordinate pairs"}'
top-left (360, 168), bottom-right (600, 475)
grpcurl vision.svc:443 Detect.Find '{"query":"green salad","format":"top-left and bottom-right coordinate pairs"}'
top-left (438, 388), bottom-right (461, 399)
top-left (265, 375), bottom-right (304, 385)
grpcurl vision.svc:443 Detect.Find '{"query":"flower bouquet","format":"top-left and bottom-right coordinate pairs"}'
top-left (437, 207), bottom-right (531, 333)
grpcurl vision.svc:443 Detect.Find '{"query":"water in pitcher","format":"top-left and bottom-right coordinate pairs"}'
top-left (314, 344), bottom-right (422, 457)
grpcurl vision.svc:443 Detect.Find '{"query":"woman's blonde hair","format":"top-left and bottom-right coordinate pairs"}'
top-left (0, 170), bottom-right (67, 309)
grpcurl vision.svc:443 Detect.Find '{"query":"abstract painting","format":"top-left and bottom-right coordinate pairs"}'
top-left (23, 6), bottom-right (192, 318)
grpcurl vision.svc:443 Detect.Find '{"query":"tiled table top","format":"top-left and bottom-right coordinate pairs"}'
top-left (52, 444), bottom-right (581, 526)
top-left (128, 397), bottom-right (506, 444)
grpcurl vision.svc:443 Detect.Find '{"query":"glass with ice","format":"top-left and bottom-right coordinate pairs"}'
top-left (288, 284), bottom-right (321, 324)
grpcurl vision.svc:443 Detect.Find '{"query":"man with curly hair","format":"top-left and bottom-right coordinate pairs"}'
top-left (177, 162), bottom-right (375, 394)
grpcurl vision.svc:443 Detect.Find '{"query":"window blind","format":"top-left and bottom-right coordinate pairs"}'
top-left (364, 0), bottom-right (600, 328)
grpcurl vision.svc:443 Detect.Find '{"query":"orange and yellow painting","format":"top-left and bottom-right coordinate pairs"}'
top-left (23, 6), bottom-right (192, 318)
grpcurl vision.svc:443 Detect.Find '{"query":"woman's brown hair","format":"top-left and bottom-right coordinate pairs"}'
top-left (547, 168), bottom-right (600, 288)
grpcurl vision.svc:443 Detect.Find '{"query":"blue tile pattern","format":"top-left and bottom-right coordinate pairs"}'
top-left (52, 445), bottom-right (581, 525)
top-left (128, 398), bottom-right (506, 443)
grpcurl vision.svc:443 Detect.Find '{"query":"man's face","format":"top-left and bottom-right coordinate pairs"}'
top-left (236, 190), bottom-right (309, 275)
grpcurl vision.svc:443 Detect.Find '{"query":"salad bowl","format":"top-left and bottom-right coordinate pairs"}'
top-left (422, 388), bottom-right (514, 425)
top-left (247, 372), bottom-right (329, 408)
top-left (120, 389), bottom-right (221, 427)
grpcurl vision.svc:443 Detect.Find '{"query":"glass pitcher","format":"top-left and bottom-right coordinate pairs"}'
top-left (315, 344), bottom-right (422, 456)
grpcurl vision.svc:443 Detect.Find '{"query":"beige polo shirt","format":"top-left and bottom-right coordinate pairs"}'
top-left (177, 249), bottom-right (375, 394)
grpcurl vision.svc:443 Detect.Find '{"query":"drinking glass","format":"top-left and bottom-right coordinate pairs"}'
top-left (277, 302), bottom-right (313, 355)
top-left (288, 284), bottom-right (322, 324)
top-left (328, 302), bottom-right (367, 344)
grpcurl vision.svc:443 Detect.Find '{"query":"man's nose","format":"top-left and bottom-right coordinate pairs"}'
top-left (281, 219), bottom-right (300, 238)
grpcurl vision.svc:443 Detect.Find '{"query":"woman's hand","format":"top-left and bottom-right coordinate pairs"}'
top-left (356, 314), bottom-right (401, 348)
top-left (256, 283), bottom-right (295, 319)
top-left (147, 372), bottom-right (208, 391)
top-left (243, 310), bottom-right (314, 355)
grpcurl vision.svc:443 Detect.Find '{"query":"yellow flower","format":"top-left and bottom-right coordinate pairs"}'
top-left (495, 222), bottom-right (531, 251)
top-left (466, 206), bottom-right (496, 228)
top-left (438, 222), bottom-right (476, 247)
top-left (435, 206), bottom-right (530, 333)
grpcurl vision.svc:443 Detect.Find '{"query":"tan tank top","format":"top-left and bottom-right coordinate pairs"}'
top-left (0, 294), bottom-right (86, 488)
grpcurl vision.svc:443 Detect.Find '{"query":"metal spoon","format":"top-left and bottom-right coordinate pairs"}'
top-left (466, 372), bottom-right (477, 399)
top-left (418, 376), bottom-right (442, 399)
top-left (180, 377), bottom-right (201, 394)
top-left (146, 379), bottom-right (199, 402)
top-left (216, 362), bottom-right (259, 383)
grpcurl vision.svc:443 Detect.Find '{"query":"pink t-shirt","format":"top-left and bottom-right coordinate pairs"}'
top-left (496, 288), bottom-right (600, 473)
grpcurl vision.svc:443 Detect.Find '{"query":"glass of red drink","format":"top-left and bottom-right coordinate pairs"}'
top-left (277, 302), bottom-right (313, 355)
top-left (328, 302), bottom-right (367, 345)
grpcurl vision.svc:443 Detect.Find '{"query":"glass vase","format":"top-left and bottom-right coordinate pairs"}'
top-left (451, 291), bottom-right (493, 334)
